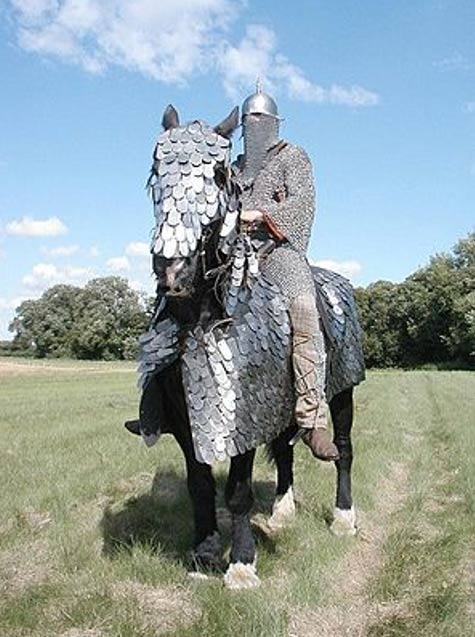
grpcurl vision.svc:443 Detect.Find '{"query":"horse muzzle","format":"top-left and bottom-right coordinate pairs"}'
top-left (165, 287), bottom-right (193, 298)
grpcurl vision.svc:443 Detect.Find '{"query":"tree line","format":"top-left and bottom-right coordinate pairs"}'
top-left (3, 233), bottom-right (475, 367)
top-left (355, 233), bottom-right (475, 368)
top-left (5, 277), bottom-right (150, 360)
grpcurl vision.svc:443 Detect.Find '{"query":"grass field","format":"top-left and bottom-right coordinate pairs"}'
top-left (0, 358), bottom-right (474, 637)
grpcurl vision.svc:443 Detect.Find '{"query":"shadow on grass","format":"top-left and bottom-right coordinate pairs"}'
top-left (100, 466), bottom-right (279, 569)
top-left (101, 468), bottom-right (192, 564)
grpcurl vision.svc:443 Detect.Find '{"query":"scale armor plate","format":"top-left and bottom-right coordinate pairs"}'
top-left (312, 267), bottom-right (366, 401)
top-left (148, 121), bottom-right (231, 259)
top-left (181, 273), bottom-right (294, 464)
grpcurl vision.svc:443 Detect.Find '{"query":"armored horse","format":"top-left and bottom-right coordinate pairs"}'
top-left (125, 105), bottom-right (365, 589)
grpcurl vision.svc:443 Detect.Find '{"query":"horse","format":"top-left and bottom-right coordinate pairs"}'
top-left (125, 104), bottom-right (365, 588)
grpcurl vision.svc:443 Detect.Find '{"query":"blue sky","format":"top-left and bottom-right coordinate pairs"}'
top-left (0, 0), bottom-right (474, 339)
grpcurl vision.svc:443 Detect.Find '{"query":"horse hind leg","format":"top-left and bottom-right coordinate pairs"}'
top-left (329, 388), bottom-right (357, 536)
top-left (267, 426), bottom-right (297, 533)
top-left (223, 449), bottom-right (260, 589)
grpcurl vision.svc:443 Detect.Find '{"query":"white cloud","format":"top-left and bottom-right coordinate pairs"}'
top-left (0, 296), bottom-right (32, 340)
top-left (10, 0), bottom-right (237, 81)
top-left (434, 52), bottom-right (470, 72)
top-left (219, 25), bottom-right (379, 106)
top-left (8, 2), bottom-right (379, 108)
top-left (22, 262), bottom-right (91, 291)
top-left (5, 215), bottom-right (67, 237)
top-left (107, 255), bottom-right (130, 272)
top-left (127, 276), bottom-right (153, 293)
top-left (125, 241), bottom-right (150, 257)
top-left (10, 0), bottom-right (59, 23)
top-left (89, 245), bottom-right (100, 257)
top-left (463, 101), bottom-right (475, 114)
top-left (0, 296), bottom-right (29, 311)
top-left (42, 244), bottom-right (79, 257)
top-left (310, 259), bottom-right (363, 282)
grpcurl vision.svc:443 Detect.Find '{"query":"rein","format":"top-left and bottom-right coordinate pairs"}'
top-left (200, 168), bottom-right (240, 283)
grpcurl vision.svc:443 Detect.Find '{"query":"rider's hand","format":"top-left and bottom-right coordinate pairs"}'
top-left (240, 209), bottom-right (264, 226)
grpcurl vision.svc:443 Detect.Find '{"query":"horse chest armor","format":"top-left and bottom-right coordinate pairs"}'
top-left (138, 268), bottom-right (365, 464)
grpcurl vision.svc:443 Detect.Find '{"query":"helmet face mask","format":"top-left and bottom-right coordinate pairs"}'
top-left (240, 83), bottom-right (281, 182)
top-left (241, 114), bottom-right (280, 182)
top-left (242, 112), bottom-right (280, 143)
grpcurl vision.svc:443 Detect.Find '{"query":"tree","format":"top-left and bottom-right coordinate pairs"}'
top-left (355, 281), bottom-right (403, 367)
top-left (449, 291), bottom-right (475, 361)
top-left (69, 277), bottom-right (148, 360)
top-left (9, 285), bottom-right (79, 357)
top-left (451, 232), bottom-right (475, 270)
top-left (8, 277), bottom-right (150, 360)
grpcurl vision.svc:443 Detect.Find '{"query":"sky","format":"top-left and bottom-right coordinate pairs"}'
top-left (0, 0), bottom-right (474, 339)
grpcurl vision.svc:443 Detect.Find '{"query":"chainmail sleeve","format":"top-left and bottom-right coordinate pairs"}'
top-left (263, 145), bottom-right (315, 254)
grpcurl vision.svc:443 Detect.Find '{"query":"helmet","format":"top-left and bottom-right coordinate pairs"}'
top-left (241, 80), bottom-right (280, 120)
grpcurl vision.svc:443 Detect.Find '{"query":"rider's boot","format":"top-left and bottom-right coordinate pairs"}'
top-left (290, 295), bottom-right (340, 462)
top-left (299, 403), bottom-right (340, 461)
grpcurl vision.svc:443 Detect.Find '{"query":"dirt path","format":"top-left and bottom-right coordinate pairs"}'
top-left (289, 460), bottom-right (411, 637)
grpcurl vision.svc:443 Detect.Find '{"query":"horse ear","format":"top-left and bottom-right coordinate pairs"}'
top-left (162, 104), bottom-right (180, 130)
top-left (214, 106), bottom-right (239, 139)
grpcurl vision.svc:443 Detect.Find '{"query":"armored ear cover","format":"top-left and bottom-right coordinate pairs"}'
top-left (214, 106), bottom-right (239, 139)
top-left (162, 104), bottom-right (180, 130)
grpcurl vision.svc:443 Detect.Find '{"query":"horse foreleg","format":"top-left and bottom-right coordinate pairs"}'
top-left (165, 368), bottom-right (221, 570)
top-left (329, 388), bottom-right (357, 536)
top-left (267, 426), bottom-right (297, 532)
top-left (223, 449), bottom-right (260, 589)
top-left (175, 431), bottom-right (222, 569)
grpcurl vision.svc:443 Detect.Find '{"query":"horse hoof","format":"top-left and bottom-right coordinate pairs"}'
top-left (224, 561), bottom-right (260, 590)
top-left (141, 431), bottom-right (160, 448)
top-left (192, 531), bottom-right (224, 572)
top-left (267, 487), bottom-right (296, 533)
top-left (330, 506), bottom-right (357, 536)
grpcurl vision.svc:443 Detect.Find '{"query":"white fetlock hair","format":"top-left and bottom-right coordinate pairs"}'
top-left (268, 487), bottom-right (296, 533)
top-left (224, 559), bottom-right (260, 590)
top-left (330, 505), bottom-right (357, 536)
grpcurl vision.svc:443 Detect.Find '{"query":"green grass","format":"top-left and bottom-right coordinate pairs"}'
top-left (0, 360), bottom-right (473, 636)
top-left (366, 373), bottom-right (475, 637)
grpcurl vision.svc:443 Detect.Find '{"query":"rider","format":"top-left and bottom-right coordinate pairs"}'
top-left (236, 83), bottom-right (339, 462)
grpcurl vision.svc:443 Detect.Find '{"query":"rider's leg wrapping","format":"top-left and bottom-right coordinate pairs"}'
top-left (289, 294), bottom-right (339, 461)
